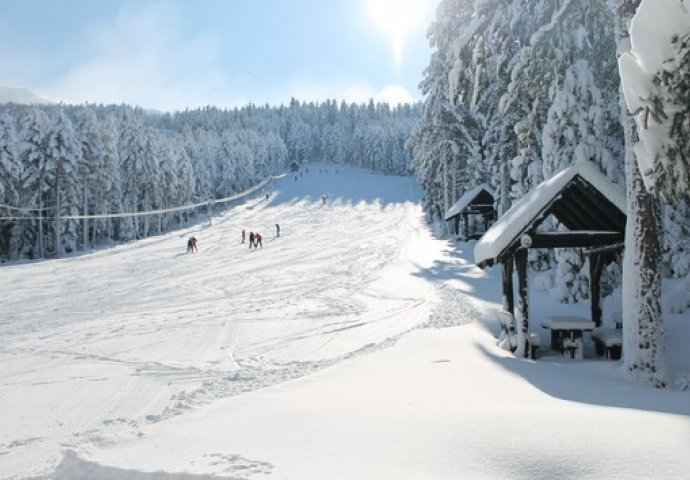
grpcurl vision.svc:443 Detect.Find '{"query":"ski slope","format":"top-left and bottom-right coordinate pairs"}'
top-left (2, 165), bottom-right (690, 479)
top-left (0, 166), bottom-right (444, 478)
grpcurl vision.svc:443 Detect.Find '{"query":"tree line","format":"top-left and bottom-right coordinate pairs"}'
top-left (0, 99), bottom-right (419, 260)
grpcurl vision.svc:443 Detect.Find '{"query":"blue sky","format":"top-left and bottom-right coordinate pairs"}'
top-left (0, 0), bottom-right (437, 111)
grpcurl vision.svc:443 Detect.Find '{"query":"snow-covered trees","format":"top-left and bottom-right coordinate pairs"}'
top-left (0, 112), bottom-right (21, 259)
top-left (0, 99), bottom-right (419, 260)
top-left (412, 0), bottom-right (681, 386)
top-left (44, 109), bottom-right (81, 255)
top-left (616, 0), bottom-right (690, 387)
top-left (619, 0), bottom-right (690, 202)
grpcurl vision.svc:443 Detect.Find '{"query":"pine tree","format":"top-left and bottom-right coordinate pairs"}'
top-left (0, 112), bottom-right (22, 259)
top-left (98, 114), bottom-right (123, 241)
top-left (44, 109), bottom-right (82, 256)
top-left (18, 108), bottom-right (50, 258)
top-left (76, 107), bottom-right (104, 249)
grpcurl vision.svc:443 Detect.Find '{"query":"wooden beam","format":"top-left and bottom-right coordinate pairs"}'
top-left (553, 193), bottom-right (609, 231)
top-left (574, 178), bottom-right (627, 231)
top-left (515, 248), bottom-right (530, 358)
top-left (528, 232), bottom-right (623, 249)
top-left (462, 211), bottom-right (469, 239)
top-left (501, 256), bottom-right (514, 315)
top-left (589, 253), bottom-right (605, 327)
top-left (583, 242), bottom-right (625, 256)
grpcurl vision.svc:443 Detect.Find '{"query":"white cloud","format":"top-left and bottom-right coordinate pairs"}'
top-left (30, 2), bottom-right (420, 111)
top-left (373, 84), bottom-right (414, 105)
top-left (40, 3), bottom-right (244, 111)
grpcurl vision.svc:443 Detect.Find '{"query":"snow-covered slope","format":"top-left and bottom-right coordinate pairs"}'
top-left (0, 165), bottom-right (443, 478)
top-left (0, 86), bottom-right (52, 105)
top-left (1, 166), bottom-right (689, 479)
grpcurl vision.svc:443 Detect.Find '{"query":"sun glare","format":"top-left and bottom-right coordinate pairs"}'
top-left (367, 0), bottom-right (429, 68)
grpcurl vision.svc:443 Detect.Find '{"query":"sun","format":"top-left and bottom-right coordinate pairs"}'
top-left (367, 0), bottom-right (430, 67)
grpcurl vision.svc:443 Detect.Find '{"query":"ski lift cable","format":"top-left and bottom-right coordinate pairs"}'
top-left (0, 174), bottom-right (284, 221)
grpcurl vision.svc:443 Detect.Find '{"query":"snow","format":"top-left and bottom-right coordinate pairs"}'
top-left (540, 315), bottom-right (595, 330)
top-left (474, 161), bottom-right (626, 266)
top-left (0, 86), bottom-right (52, 105)
top-left (2, 166), bottom-right (689, 479)
top-left (591, 328), bottom-right (622, 347)
top-left (618, 0), bottom-right (690, 192)
top-left (443, 184), bottom-right (492, 221)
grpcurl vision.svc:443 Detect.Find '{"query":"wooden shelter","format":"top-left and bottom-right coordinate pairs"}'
top-left (474, 162), bottom-right (626, 357)
top-left (290, 160), bottom-right (300, 172)
top-left (444, 185), bottom-right (496, 239)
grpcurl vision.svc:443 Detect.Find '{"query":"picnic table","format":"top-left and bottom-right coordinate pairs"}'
top-left (540, 315), bottom-right (595, 359)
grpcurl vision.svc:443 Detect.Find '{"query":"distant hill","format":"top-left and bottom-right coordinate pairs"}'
top-left (0, 86), bottom-right (52, 105)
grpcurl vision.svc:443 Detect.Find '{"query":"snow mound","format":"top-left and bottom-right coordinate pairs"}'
top-left (30, 450), bottom-right (240, 480)
top-left (662, 277), bottom-right (690, 313)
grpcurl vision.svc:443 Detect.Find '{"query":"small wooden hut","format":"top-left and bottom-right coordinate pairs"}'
top-left (474, 162), bottom-right (626, 357)
top-left (444, 185), bottom-right (496, 239)
top-left (290, 160), bottom-right (300, 172)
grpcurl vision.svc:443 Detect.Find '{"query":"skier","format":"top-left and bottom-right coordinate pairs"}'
top-left (191, 236), bottom-right (198, 253)
top-left (241, 229), bottom-right (246, 244)
top-left (265, 193), bottom-right (269, 201)
top-left (249, 231), bottom-right (255, 249)
top-left (186, 237), bottom-right (194, 253)
top-left (276, 223), bottom-right (280, 237)
top-left (322, 194), bottom-right (327, 206)
top-left (254, 232), bottom-right (263, 248)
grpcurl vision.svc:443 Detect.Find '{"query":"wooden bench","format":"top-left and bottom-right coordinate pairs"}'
top-left (591, 327), bottom-right (622, 360)
top-left (540, 316), bottom-right (595, 359)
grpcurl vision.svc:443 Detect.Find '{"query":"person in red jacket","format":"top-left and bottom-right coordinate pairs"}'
top-left (254, 232), bottom-right (263, 248)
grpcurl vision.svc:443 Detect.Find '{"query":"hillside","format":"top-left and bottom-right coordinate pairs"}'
top-left (0, 86), bottom-right (52, 105)
top-left (1, 166), bottom-right (689, 479)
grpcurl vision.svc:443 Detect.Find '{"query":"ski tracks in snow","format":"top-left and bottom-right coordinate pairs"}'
top-left (0, 170), bottom-right (480, 478)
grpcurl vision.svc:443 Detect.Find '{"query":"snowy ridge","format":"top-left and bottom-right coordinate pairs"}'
top-left (0, 86), bottom-right (52, 105)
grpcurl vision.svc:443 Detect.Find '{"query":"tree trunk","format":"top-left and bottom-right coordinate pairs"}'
top-left (515, 248), bottom-right (529, 358)
top-left (613, 0), bottom-right (667, 387)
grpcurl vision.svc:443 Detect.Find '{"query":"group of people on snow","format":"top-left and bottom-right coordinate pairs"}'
top-left (246, 231), bottom-right (263, 249)
top-left (182, 187), bottom-right (292, 254)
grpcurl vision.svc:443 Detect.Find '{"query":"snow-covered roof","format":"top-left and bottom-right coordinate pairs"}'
top-left (474, 161), bottom-right (626, 267)
top-left (444, 184), bottom-right (493, 221)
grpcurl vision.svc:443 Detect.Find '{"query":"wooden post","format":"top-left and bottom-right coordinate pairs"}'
top-left (515, 248), bottom-right (529, 358)
top-left (589, 253), bottom-right (604, 327)
top-left (501, 256), bottom-right (515, 315)
top-left (462, 211), bottom-right (469, 239)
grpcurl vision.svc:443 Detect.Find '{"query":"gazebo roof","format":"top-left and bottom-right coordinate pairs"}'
top-left (474, 161), bottom-right (626, 267)
top-left (444, 184), bottom-right (494, 221)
